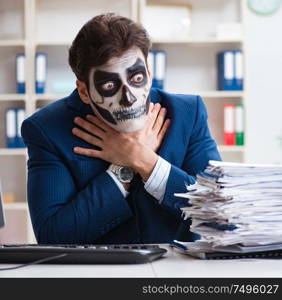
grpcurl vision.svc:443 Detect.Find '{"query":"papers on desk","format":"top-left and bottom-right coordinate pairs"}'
top-left (174, 160), bottom-right (282, 258)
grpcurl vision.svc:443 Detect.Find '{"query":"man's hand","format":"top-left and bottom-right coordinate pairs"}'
top-left (72, 103), bottom-right (170, 181)
top-left (131, 103), bottom-right (171, 153)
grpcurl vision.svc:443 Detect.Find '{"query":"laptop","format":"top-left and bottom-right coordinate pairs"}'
top-left (0, 185), bottom-right (166, 266)
top-left (0, 183), bottom-right (5, 229)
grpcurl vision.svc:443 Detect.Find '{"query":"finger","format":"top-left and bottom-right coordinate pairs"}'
top-left (86, 114), bottom-right (114, 133)
top-left (147, 103), bottom-right (161, 128)
top-left (157, 118), bottom-right (171, 142)
top-left (73, 147), bottom-right (102, 158)
top-left (72, 127), bottom-right (103, 147)
top-left (153, 107), bottom-right (167, 132)
top-left (74, 117), bottom-right (105, 139)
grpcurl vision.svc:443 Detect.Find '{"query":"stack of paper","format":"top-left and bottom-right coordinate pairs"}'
top-left (175, 160), bottom-right (282, 248)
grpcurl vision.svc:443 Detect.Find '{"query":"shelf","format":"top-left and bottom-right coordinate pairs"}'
top-left (34, 91), bottom-right (244, 101)
top-left (0, 148), bottom-right (27, 156)
top-left (0, 39), bottom-right (25, 47)
top-left (199, 91), bottom-right (244, 98)
top-left (36, 38), bottom-right (243, 47)
top-left (35, 94), bottom-right (68, 101)
top-left (152, 37), bottom-right (243, 44)
top-left (0, 94), bottom-right (26, 101)
top-left (218, 145), bottom-right (245, 152)
top-left (35, 41), bottom-right (71, 47)
top-left (3, 202), bottom-right (28, 210)
top-left (166, 90), bottom-right (244, 98)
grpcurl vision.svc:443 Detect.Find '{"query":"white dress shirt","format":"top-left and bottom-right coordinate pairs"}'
top-left (107, 156), bottom-right (171, 202)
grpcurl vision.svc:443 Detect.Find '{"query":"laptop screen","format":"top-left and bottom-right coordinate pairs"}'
top-left (0, 183), bottom-right (5, 228)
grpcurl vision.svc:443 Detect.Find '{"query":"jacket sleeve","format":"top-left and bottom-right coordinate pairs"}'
top-left (160, 95), bottom-right (221, 212)
top-left (21, 118), bottom-right (133, 244)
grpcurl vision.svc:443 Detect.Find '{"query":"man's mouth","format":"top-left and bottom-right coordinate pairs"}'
top-left (113, 105), bottom-right (147, 121)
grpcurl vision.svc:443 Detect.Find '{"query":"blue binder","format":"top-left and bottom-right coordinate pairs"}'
top-left (234, 50), bottom-right (243, 91)
top-left (217, 50), bottom-right (244, 91)
top-left (217, 50), bottom-right (235, 90)
top-left (16, 108), bottom-right (26, 148)
top-left (5, 108), bottom-right (26, 148)
top-left (150, 50), bottom-right (166, 89)
top-left (16, 53), bottom-right (25, 94)
top-left (5, 108), bottom-right (17, 148)
top-left (35, 53), bottom-right (47, 94)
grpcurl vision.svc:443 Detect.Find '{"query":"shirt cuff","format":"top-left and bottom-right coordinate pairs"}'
top-left (144, 156), bottom-right (171, 202)
top-left (106, 170), bottom-right (129, 198)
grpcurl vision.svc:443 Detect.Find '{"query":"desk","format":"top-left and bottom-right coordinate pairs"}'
top-left (0, 245), bottom-right (282, 278)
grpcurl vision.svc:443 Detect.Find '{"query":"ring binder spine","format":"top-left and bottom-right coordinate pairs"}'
top-left (206, 250), bottom-right (282, 260)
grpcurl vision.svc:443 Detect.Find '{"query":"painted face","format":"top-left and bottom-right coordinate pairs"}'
top-left (87, 47), bottom-right (152, 132)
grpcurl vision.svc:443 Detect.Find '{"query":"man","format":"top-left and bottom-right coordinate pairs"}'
top-left (21, 13), bottom-right (221, 244)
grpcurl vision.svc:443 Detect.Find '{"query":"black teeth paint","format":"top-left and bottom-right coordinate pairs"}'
top-left (113, 105), bottom-right (146, 121)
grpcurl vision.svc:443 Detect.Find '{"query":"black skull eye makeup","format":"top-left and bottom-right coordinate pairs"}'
top-left (94, 70), bottom-right (122, 97)
top-left (130, 72), bottom-right (144, 85)
top-left (126, 58), bottom-right (148, 88)
top-left (101, 81), bottom-right (116, 91)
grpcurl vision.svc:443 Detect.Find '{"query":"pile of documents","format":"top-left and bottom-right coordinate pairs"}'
top-left (175, 160), bottom-right (282, 248)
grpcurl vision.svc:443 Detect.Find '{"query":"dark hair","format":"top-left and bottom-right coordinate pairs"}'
top-left (68, 13), bottom-right (152, 84)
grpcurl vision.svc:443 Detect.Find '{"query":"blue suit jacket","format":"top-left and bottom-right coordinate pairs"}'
top-left (21, 88), bottom-right (221, 244)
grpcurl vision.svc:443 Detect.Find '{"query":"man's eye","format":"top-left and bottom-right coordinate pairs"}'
top-left (131, 72), bottom-right (144, 84)
top-left (101, 81), bottom-right (116, 91)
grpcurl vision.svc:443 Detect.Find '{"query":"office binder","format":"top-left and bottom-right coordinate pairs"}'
top-left (224, 104), bottom-right (235, 145)
top-left (187, 248), bottom-right (282, 260)
top-left (234, 50), bottom-right (243, 90)
top-left (16, 53), bottom-right (25, 94)
top-left (5, 109), bottom-right (17, 148)
top-left (16, 108), bottom-right (26, 148)
top-left (152, 51), bottom-right (166, 89)
top-left (235, 104), bottom-right (244, 145)
top-left (201, 250), bottom-right (282, 260)
top-left (35, 53), bottom-right (47, 94)
top-left (217, 51), bottom-right (234, 90)
top-left (170, 241), bottom-right (282, 260)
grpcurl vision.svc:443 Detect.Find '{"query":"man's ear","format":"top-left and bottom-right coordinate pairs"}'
top-left (76, 80), bottom-right (91, 104)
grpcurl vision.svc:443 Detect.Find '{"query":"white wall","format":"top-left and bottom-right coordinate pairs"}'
top-left (245, 8), bottom-right (282, 164)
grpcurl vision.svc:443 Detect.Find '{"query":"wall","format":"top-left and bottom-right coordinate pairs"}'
top-left (245, 7), bottom-right (282, 164)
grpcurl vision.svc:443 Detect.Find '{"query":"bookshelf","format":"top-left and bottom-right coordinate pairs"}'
top-left (0, 0), bottom-right (248, 243)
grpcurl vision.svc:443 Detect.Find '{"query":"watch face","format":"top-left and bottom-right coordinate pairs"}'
top-left (248, 0), bottom-right (282, 15)
top-left (119, 167), bottom-right (134, 181)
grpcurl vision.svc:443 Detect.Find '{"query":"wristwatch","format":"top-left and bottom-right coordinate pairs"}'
top-left (108, 164), bottom-right (135, 183)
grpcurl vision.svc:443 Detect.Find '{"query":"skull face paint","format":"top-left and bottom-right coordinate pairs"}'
top-left (87, 47), bottom-right (152, 132)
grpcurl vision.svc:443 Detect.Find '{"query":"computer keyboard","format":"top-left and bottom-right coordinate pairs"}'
top-left (0, 243), bottom-right (167, 264)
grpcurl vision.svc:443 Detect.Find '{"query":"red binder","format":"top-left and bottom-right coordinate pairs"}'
top-left (224, 104), bottom-right (235, 145)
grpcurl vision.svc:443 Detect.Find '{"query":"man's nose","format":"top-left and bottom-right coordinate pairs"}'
top-left (119, 85), bottom-right (137, 107)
